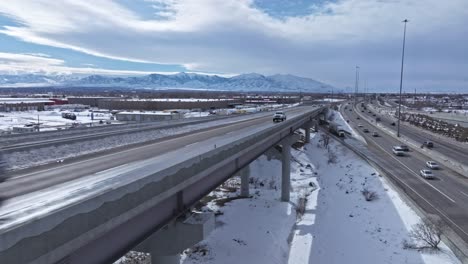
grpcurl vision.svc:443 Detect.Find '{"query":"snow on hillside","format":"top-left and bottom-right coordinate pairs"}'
top-left (0, 72), bottom-right (336, 92)
top-left (180, 132), bottom-right (459, 264)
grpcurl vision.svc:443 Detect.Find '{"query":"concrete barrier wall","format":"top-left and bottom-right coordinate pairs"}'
top-left (0, 108), bottom-right (323, 264)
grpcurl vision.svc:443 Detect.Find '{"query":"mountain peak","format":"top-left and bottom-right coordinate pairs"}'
top-left (0, 72), bottom-right (336, 92)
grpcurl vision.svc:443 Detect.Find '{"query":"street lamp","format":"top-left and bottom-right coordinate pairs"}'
top-left (354, 66), bottom-right (360, 105)
top-left (397, 19), bottom-right (409, 137)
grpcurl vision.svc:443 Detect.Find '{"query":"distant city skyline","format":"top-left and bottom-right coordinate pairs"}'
top-left (0, 0), bottom-right (467, 92)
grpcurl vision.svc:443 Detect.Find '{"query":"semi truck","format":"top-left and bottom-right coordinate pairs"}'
top-left (328, 122), bottom-right (345, 137)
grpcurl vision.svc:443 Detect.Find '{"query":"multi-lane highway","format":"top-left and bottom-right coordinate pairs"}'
top-left (341, 103), bottom-right (468, 247)
top-left (0, 106), bottom-right (313, 199)
top-left (0, 114), bottom-right (228, 152)
top-left (363, 101), bottom-right (468, 167)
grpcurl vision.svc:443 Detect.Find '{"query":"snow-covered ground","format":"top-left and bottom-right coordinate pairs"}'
top-left (329, 108), bottom-right (366, 144)
top-left (0, 109), bottom-right (112, 132)
top-left (321, 98), bottom-right (345, 102)
top-left (180, 133), bottom-right (460, 264)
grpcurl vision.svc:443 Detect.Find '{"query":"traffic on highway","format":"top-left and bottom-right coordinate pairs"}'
top-left (339, 100), bottom-right (468, 246)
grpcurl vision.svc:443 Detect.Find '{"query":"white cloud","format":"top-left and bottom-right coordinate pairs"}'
top-left (0, 0), bottom-right (467, 90)
top-left (0, 52), bottom-right (229, 76)
top-left (0, 52), bottom-right (157, 75)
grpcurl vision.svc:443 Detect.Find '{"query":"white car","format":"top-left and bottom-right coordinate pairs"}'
top-left (420, 169), bottom-right (434, 179)
top-left (392, 146), bottom-right (404, 156)
top-left (426, 161), bottom-right (439, 169)
top-left (358, 123), bottom-right (363, 127)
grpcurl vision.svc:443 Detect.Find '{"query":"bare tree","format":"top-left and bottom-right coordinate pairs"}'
top-left (327, 146), bottom-right (337, 164)
top-left (404, 216), bottom-right (444, 250)
top-left (321, 134), bottom-right (330, 148)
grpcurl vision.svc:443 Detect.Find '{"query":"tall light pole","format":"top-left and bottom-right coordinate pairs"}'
top-left (354, 66), bottom-right (360, 105)
top-left (397, 19), bottom-right (409, 137)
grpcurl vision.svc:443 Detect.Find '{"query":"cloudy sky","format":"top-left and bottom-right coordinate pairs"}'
top-left (0, 0), bottom-right (467, 92)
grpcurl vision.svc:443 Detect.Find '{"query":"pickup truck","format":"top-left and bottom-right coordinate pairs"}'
top-left (273, 111), bottom-right (287, 123)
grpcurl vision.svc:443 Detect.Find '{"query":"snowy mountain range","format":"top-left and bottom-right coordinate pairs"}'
top-left (0, 72), bottom-right (336, 92)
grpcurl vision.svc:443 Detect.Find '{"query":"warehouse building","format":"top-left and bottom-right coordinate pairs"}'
top-left (68, 97), bottom-right (119, 107)
top-left (98, 98), bottom-right (240, 111)
top-left (0, 98), bottom-right (53, 111)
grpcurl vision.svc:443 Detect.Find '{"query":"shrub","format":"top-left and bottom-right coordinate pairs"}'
top-left (361, 188), bottom-right (378, 201)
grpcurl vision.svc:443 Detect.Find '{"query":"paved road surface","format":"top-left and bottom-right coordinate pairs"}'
top-left (0, 107), bottom-right (312, 199)
top-left (356, 102), bottom-right (468, 168)
top-left (341, 105), bottom-right (468, 246)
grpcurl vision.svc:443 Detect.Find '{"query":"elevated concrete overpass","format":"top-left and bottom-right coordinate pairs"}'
top-left (0, 106), bottom-right (324, 264)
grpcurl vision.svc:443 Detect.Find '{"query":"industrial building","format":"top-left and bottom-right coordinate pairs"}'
top-left (98, 98), bottom-right (240, 111)
top-left (0, 98), bottom-right (53, 111)
top-left (67, 97), bottom-right (119, 107)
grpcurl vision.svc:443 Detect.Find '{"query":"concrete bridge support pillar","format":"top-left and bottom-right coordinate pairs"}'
top-left (304, 122), bottom-right (312, 143)
top-left (240, 167), bottom-right (250, 197)
top-left (134, 212), bottom-right (215, 264)
top-left (281, 137), bottom-right (292, 202)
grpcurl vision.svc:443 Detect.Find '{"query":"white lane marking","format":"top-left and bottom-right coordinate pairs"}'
top-left (460, 191), bottom-right (468, 198)
top-left (360, 119), bottom-right (456, 203)
top-left (343, 106), bottom-right (456, 203)
top-left (184, 142), bottom-right (197, 148)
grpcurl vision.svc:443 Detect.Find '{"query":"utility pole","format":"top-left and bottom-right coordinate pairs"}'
top-left (354, 66), bottom-right (360, 105)
top-left (397, 19), bottom-right (408, 137)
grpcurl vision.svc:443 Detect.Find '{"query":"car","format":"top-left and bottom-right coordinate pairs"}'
top-left (361, 110), bottom-right (364, 112)
top-left (356, 116), bottom-right (360, 119)
top-left (363, 128), bottom-right (369, 133)
top-left (392, 146), bottom-right (405, 156)
top-left (273, 111), bottom-right (286, 122)
top-left (372, 114), bottom-right (376, 116)
top-left (391, 122), bottom-right (396, 126)
top-left (399, 145), bottom-right (409, 151)
top-left (358, 123), bottom-right (363, 127)
top-left (372, 131), bottom-right (379, 137)
top-left (346, 120), bottom-right (350, 123)
top-left (423, 141), bottom-right (434, 148)
top-left (426, 161), bottom-right (439, 169)
top-left (420, 169), bottom-right (434, 179)
top-left (375, 117), bottom-right (381, 122)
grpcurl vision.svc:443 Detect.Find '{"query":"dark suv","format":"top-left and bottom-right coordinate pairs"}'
top-left (423, 141), bottom-right (434, 148)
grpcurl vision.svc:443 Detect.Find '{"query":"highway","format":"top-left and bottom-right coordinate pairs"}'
top-left (0, 114), bottom-right (229, 152)
top-left (363, 101), bottom-right (468, 167)
top-left (0, 105), bottom-right (321, 264)
top-left (0, 106), bottom-right (312, 200)
top-left (341, 104), bottom-right (468, 246)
